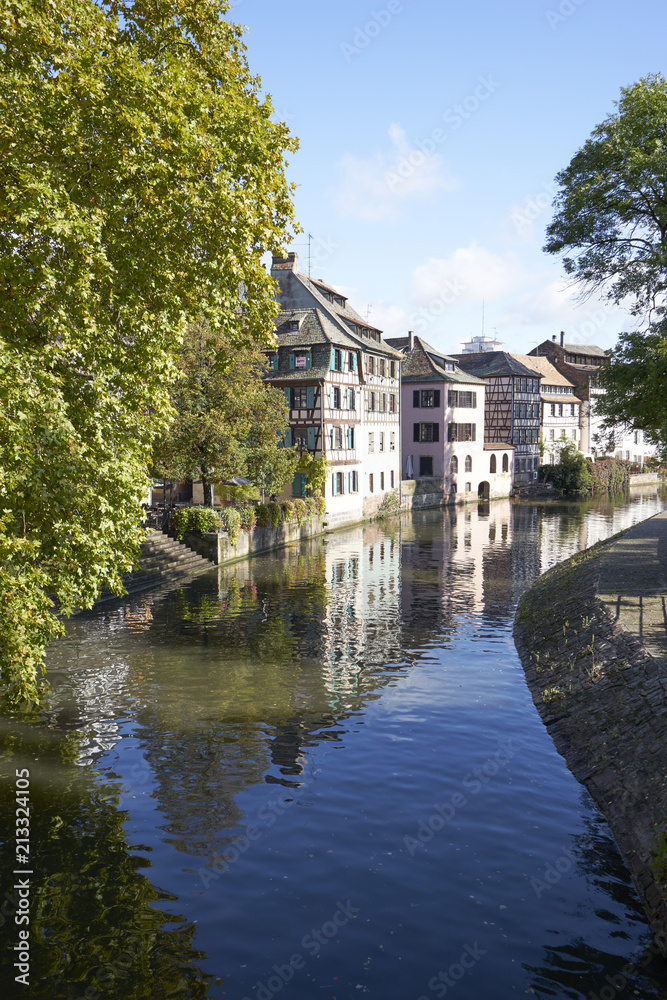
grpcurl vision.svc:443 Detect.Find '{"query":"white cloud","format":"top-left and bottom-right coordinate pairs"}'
top-left (330, 123), bottom-right (459, 221)
top-left (410, 243), bottom-right (527, 306)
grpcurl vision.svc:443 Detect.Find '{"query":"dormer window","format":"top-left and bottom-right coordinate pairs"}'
top-left (289, 320), bottom-right (300, 332)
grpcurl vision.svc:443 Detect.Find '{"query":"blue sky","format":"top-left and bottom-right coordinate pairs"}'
top-left (232, 0), bottom-right (666, 356)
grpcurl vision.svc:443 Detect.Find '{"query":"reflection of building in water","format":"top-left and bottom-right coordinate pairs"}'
top-left (320, 523), bottom-right (402, 708)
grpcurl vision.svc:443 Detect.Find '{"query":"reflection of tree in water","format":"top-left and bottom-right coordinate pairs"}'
top-left (523, 792), bottom-right (667, 999)
top-left (0, 719), bottom-right (215, 1000)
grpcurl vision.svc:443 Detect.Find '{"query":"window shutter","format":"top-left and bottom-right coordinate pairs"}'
top-left (472, 425), bottom-right (476, 441)
top-left (307, 426), bottom-right (317, 451)
top-left (329, 388), bottom-right (334, 409)
top-left (330, 348), bottom-right (336, 371)
top-left (273, 354), bottom-right (279, 371)
top-left (352, 353), bottom-right (357, 371)
top-left (343, 388), bottom-right (348, 410)
top-left (413, 390), bottom-right (420, 408)
top-left (284, 428), bottom-right (292, 448)
top-left (432, 423), bottom-right (439, 442)
top-left (434, 390), bottom-right (440, 407)
top-left (306, 353), bottom-right (312, 369)
top-left (413, 423), bottom-right (420, 442)
top-left (341, 474), bottom-right (346, 494)
top-left (306, 386), bottom-right (315, 409)
top-left (472, 392), bottom-right (477, 407)
top-left (283, 388), bottom-right (291, 406)
top-left (290, 353), bottom-right (295, 370)
top-left (331, 474), bottom-right (337, 496)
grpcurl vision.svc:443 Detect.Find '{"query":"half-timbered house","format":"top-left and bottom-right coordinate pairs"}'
top-left (510, 353), bottom-right (579, 464)
top-left (271, 254), bottom-right (402, 518)
top-left (451, 351), bottom-right (542, 485)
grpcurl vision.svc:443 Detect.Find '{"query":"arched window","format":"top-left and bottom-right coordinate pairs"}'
top-left (502, 453), bottom-right (509, 472)
top-left (490, 454), bottom-right (497, 473)
top-left (465, 455), bottom-right (472, 473)
top-left (450, 456), bottom-right (458, 475)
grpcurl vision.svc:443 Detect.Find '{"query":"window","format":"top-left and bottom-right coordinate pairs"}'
top-left (414, 389), bottom-right (441, 408)
top-left (465, 455), bottom-right (472, 473)
top-left (366, 355), bottom-right (375, 375)
top-left (330, 426), bottom-right (343, 449)
top-left (331, 471), bottom-right (345, 495)
top-left (348, 351), bottom-right (356, 371)
top-left (294, 352), bottom-right (309, 370)
top-left (561, 429), bottom-right (566, 438)
top-left (448, 390), bottom-right (476, 408)
top-left (368, 391), bottom-right (376, 411)
top-left (572, 429), bottom-right (577, 439)
top-left (380, 393), bottom-right (386, 412)
top-left (333, 349), bottom-right (342, 372)
top-left (289, 320), bottom-right (300, 332)
top-left (490, 454), bottom-right (497, 473)
top-left (390, 361), bottom-right (396, 378)
top-left (550, 403), bottom-right (555, 416)
top-left (549, 429), bottom-right (555, 440)
top-left (369, 473), bottom-right (374, 492)
top-left (465, 482), bottom-right (471, 493)
top-left (348, 471), bottom-right (358, 493)
top-left (502, 453), bottom-right (509, 473)
top-left (390, 470), bottom-right (395, 488)
top-left (379, 359), bottom-right (386, 377)
top-left (379, 432), bottom-right (385, 452)
top-left (348, 388), bottom-right (356, 411)
top-left (448, 423), bottom-right (476, 442)
top-left (389, 393), bottom-right (396, 412)
top-left (293, 387), bottom-right (310, 408)
top-left (380, 471), bottom-right (385, 490)
top-left (368, 432), bottom-right (374, 453)
top-left (390, 431), bottom-right (395, 452)
top-left (347, 426), bottom-right (355, 450)
top-left (419, 456), bottom-right (433, 477)
top-left (450, 456), bottom-right (458, 474)
top-left (413, 422), bottom-right (440, 442)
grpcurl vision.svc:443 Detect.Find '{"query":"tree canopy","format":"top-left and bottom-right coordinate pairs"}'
top-left (544, 74), bottom-right (667, 447)
top-left (0, 0), bottom-right (298, 704)
top-left (152, 321), bottom-right (299, 501)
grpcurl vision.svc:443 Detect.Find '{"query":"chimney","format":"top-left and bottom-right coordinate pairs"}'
top-left (271, 252), bottom-right (298, 272)
top-left (552, 334), bottom-right (556, 341)
top-left (560, 330), bottom-right (565, 347)
top-left (408, 330), bottom-right (414, 350)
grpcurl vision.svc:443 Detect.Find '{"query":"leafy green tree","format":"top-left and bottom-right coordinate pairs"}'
top-left (540, 441), bottom-right (592, 494)
top-left (0, 0), bottom-right (298, 704)
top-left (544, 74), bottom-right (667, 446)
top-left (153, 321), bottom-right (298, 502)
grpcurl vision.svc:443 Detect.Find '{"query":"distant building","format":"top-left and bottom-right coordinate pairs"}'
top-left (460, 334), bottom-right (505, 354)
top-left (387, 333), bottom-right (514, 499)
top-left (529, 332), bottom-right (656, 466)
top-left (270, 254), bottom-right (402, 522)
top-left (451, 350), bottom-right (542, 484)
top-left (509, 354), bottom-right (579, 464)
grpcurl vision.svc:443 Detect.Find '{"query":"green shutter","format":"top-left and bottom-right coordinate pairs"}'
top-left (290, 353), bottom-right (295, 370)
top-left (306, 386), bottom-right (315, 409)
top-left (284, 428), bottom-right (292, 448)
top-left (306, 352), bottom-right (312, 369)
top-left (307, 426), bottom-right (317, 451)
top-left (352, 353), bottom-right (357, 371)
top-left (330, 348), bottom-right (335, 370)
top-left (273, 354), bottom-right (279, 370)
top-left (283, 388), bottom-right (291, 406)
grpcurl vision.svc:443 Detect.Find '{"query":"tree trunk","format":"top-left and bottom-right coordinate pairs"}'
top-left (201, 465), bottom-right (212, 507)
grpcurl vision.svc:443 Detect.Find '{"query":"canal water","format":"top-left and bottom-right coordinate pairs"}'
top-left (2, 490), bottom-right (667, 1000)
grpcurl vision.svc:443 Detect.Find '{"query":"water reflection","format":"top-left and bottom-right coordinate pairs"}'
top-left (2, 488), bottom-right (666, 999)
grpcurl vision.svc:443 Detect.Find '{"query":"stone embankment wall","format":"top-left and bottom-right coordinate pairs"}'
top-left (182, 514), bottom-right (325, 565)
top-left (514, 539), bottom-right (667, 955)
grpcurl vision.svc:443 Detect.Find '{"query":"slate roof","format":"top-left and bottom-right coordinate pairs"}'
top-left (561, 342), bottom-right (608, 358)
top-left (509, 353), bottom-right (574, 388)
top-left (450, 351), bottom-right (543, 379)
top-left (267, 308), bottom-right (362, 383)
top-left (398, 337), bottom-right (484, 385)
top-left (282, 268), bottom-right (402, 359)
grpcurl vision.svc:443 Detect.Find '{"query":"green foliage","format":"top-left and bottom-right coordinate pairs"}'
top-left (304, 495), bottom-right (326, 517)
top-left (219, 508), bottom-right (241, 544)
top-left (292, 498), bottom-right (308, 525)
top-left (173, 506), bottom-right (221, 539)
top-left (255, 504), bottom-right (271, 528)
top-left (267, 501), bottom-right (282, 529)
top-left (375, 489), bottom-right (402, 520)
top-left (238, 505), bottom-right (258, 532)
top-left (281, 501), bottom-right (295, 523)
top-left (296, 453), bottom-right (331, 497)
top-left (596, 324), bottom-right (667, 452)
top-left (651, 821), bottom-right (667, 891)
top-left (540, 442), bottom-right (592, 494)
top-left (153, 319), bottom-right (299, 501)
top-left (0, 0), bottom-right (298, 702)
top-left (544, 73), bottom-right (667, 318)
top-left (588, 457), bottom-right (630, 493)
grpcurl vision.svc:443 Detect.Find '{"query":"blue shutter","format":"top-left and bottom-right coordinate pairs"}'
top-left (347, 427), bottom-right (352, 450)
top-left (306, 352), bottom-right (312, 369)
top-left (290, 353), bottom-right (295, 370)
top-left (273, 354), bottom-right (279, 371)
top-left (330, 348), bottom-right (336, 370)
top-left (306, 386), bottom-right (315, 409)
top-left (352, 353), bottom-right (357, 372)
top-left (307, 426), bottom-right (317, 451)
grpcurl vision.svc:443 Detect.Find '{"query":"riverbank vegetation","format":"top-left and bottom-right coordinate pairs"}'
top-left (0, 0), bottom-right (298, 705)
top-left (540, 443), bottom-right (630, 496)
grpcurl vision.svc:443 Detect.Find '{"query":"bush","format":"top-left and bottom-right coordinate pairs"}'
top-left (540, 443), bottom-right (592, 495)
top-left (304, 495), bottom-right (325, 516)
top-left (281, 500), bottom-right (295, 523)
top-left (219, 507), bottom-right (241, 544)
top-left (238, 505), bottom-right (257, 532)
top-left (588, 457), bottom-right (630, 493)
top-left (376, 489), bottom-right (401, 519)
top-left (173, 506), bottom-right (221, 539)
top-left (267, 501), bottom-right (282, 528)
top-left (255, 503), bottom-right (271, 528)
top-left (292, 498), bottom-right (308, 525)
